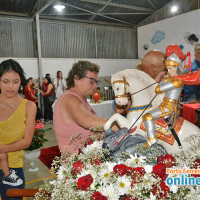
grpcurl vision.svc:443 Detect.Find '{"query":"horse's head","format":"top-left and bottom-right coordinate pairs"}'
top-left (112, 77), bottom-right (130, 106)
top-left (111, 69), bottom-right (163, 109)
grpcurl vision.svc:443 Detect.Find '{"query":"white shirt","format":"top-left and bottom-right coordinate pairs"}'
top-left (53, 78), bottom-right (66, 99)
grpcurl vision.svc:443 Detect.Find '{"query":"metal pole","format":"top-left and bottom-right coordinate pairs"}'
top-left (36, 13), bottom-right (44, 114)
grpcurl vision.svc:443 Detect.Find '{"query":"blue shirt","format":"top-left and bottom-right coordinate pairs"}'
top-left (186, 59), bottom-right (200, 72)
top-left (183, 59), bottom-right (200, 100)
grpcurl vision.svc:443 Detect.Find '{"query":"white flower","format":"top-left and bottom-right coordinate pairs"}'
top-left (56, 165), bottom-right (67, 180)
top-left (98, 162), bottom-right (116, 184)
top-left (98, 184), bottom-right (120, 200)
top-left (49, 180), bottom-right (56, 185)
top-left (169, 184), bottom-right (178, 194)
top-left (126, 153), bottom-right (146, 165)
top-left (148, 192), bottom-right (156, 200)
top-left (78, 165), bottom-right (97, 179)
top-left (35, 136), bottom-right (200, 200)
top-left (115, 175), bottom-right (131, 195)
top-left (82, 141), bottom-right (103, 154)
top-left (144, 164), bottom-right (153, 174)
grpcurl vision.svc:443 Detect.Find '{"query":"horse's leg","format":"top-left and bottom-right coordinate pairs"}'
top-left (104, 113), bottom-right (132, 130)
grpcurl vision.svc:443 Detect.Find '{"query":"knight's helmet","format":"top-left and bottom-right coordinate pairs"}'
top-left (165, 44), bottom-right (187, 74)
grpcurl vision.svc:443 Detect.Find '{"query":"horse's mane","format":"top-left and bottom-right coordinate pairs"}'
top-left (111, 69), bottom-right (164, 107)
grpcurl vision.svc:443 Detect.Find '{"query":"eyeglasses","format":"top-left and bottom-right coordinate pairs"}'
top-left (83, 76), bottom-right (101, 85)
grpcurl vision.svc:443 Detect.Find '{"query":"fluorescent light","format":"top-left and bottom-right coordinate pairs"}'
top-left (171, 6), bottom-right (178, 13)
top-left (54, 5), bottom-right (65, 12)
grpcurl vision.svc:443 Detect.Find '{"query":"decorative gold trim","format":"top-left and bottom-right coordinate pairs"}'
top-left (148, 136), bottom-right (157, 144)
top-left (155, 85), bottom-right (163, 94)
top-left (140, 117), bottom-right (184, 145)
top-left (165, 60), bottom-right (179, 66)
top-left (113, 77), bottom-right (130, 86)
top-left (143, 141), bottom-right (149, 150)
top-left (171, 79), bottom-right (183, 88)
top-left (113, 77), bottom-right (130, 99)
top-left (163, 77), bottom-right (171, 82)
top-left (142, 113), bottom-right (154, 121)
top-left (115, 94), bottom-right (128, 98)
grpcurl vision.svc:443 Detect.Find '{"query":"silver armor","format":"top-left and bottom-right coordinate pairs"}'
top-left (142, 74), bottom-right (183, 149)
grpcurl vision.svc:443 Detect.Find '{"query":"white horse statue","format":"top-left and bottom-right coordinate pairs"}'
top-left (104, 69), bottom-right (200, 154)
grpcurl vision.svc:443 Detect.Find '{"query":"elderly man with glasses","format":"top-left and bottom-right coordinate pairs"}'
top-left (53, 60), bottom-right (117, 154)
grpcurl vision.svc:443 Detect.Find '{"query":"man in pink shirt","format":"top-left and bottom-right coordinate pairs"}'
top-left (53, 61), bottom-right (116, 153)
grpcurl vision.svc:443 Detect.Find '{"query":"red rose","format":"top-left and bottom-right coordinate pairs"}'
top-left (77, 174), bottom-right (93, 191)
top-left (36, 132), bottom-right (40, 136)
top-left (191, 158), bottom-right (200, 178)
top-left (152, 181), bottom-right (169, 199)
top-left (84, 138), bottom-right (94, 147)
top-left (157, 154), bottom-right (176, 168)
top-left (152, 163), bottom-right (168, 181)
top-left (91, 156), bottom-right (101, 166)
top-left (113, 164), bottom-right (132, 176)
top-left (72, 160), bottom-right (85, 175)
top-left (91, 191), bottom-right (108, 200)
top-left (130, 167), bottom-right (145, 184)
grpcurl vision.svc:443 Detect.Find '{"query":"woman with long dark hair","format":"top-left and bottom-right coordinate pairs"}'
top-left (0, 59), bottom-right (36, 200)
top-left (41, 76), bottom-right (54, 123)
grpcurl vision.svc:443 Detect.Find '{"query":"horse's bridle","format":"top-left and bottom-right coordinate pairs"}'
top-left (113, 77), bottom-right (130, 99)
top-left (113, 77), bottom-right (157, 98)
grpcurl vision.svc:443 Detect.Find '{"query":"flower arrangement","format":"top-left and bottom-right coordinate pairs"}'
top-left (36, 134), bottom-right (200, 200)
top-left (25, 120), bottom-right (49, 151)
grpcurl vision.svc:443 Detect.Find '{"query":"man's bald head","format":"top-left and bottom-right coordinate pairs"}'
top-left (141, 50), bottom-right (166, 79)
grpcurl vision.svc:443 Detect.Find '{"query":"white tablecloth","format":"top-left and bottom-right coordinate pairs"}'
top-left (90, 100), bottom-right (114, 119)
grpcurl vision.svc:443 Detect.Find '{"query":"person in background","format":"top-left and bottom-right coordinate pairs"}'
top-left (0, 59), bottom-right (36, 200)
top-left (114, 50), bottom-right (167, 115)
top-left (54, 71), bottom-right (66, 100)
top-left (42, 73), bottom-right (51, 90)
top-left (24, 78), bottom-right (38, 103)
top-left (41, 76), bottom-right (54, 123)
top-left (24, 77), bottom-right (42, 120)
top-left (183, 43), bottom-right (200, 102)
top-left (53, 60), bottom-right (117, 153)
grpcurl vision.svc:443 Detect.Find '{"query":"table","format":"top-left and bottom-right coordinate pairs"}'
top-left (182, 103), bottom-right (200, 124)
top-left (90, 100), bottom-right (114, 119)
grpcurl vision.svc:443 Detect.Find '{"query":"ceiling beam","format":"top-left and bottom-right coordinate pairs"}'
top-left (0, 11), bottom-right (28, 18)
top-left (40, 12), bottom-right (151, 16)
top-left (29, 0), bottom-right (56, 18)
top-left (40, 15), bottom-right (136, 29)
top-left (78, 0), bottom-right (154, 12)
top-left (89, 0), bottom-right (111, 21)
top-left (58, 1), bottom-right (136, 26)
top-left (147, 0), bottom-right (164, 19)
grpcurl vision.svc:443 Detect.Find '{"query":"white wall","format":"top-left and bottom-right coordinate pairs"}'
top-left (0, 58), bottom-right (140, 79)
top-left (0, 58), bottom-right (39, 78)
top-left (138, 9), bottom-right (200, 60)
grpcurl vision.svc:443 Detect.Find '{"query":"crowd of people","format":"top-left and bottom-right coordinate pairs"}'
top-left (0, 43), bottom-right (200, 199)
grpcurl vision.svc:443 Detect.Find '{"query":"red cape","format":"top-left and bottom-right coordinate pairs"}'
top-left (173, 69), bottom-right (200, 85)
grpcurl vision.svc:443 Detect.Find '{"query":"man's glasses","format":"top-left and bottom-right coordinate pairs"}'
top-left (83, 76), bottom-right (101, 85)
